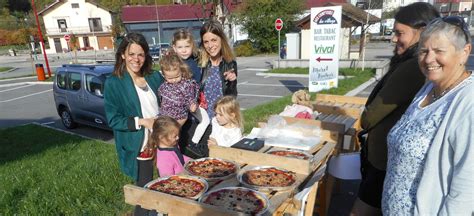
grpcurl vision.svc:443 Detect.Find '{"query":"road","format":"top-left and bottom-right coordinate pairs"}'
top-left (3, 40), bottom-right (474, 142)
top-left (0, 53), bottom-right (309, 142)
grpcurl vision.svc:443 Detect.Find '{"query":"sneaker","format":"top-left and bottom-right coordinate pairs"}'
top-left (137, 151), bottom-right (153, 160)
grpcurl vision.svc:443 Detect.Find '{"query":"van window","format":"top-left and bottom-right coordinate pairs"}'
top-left (69, 72), bottom-right (81, 91)
top-left (57, 72), bottom-right (66, 89)
top-left (86, 74), bottom-right (104, 97)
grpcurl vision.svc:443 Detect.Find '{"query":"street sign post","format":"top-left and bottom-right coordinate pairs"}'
top-left (309, 6), bottom-right (342, 92)
top-left (275, 18), bottom-right (283, 68)
top-left (275, 18), bottom-right (283, 31)
top-left (64, 34), bottom-right (70, 42)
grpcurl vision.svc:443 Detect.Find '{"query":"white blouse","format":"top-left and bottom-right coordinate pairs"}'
top-left (209, 117), bottom-right (243, 147)
top-left (134, 83), bottom-right (159, 151)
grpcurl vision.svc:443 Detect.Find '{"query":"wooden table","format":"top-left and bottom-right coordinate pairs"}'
top-left (312, 94), bottom-right (368, 153)
top-left (123, 118), bottom-right (339, 215)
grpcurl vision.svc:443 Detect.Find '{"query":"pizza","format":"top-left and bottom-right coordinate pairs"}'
top-left (200, 187), bottom-right (268, 215)
top-left (241, 167), bottom-right (297, 188)
top-left (145, 175), bottom-right (207, 199)
top-left (267, 150), bottom-right (311, 160)
top-left (185, 158), bottom-right (238, 180)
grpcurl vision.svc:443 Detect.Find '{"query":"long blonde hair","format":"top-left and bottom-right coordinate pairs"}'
top-left (159, 53), bottom-right (193, 80)
top-left (214, 96), bottom-right (243, 131)
top-left (147, 116), bottom-right (181, 148)
top-left (172, 28), bottom-right (199, 57)
top-left (199, 20), bottom-right (235, 67)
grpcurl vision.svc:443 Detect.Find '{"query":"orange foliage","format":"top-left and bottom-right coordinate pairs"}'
top-left (0, 28), bottom-right (37, 46)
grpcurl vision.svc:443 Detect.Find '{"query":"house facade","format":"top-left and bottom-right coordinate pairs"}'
top-left (121, 1), bottom-right (243, 46)
top-left (39, 0), bottom-right (114, 54)
top-left (434, 0), bottom-right (472, 16)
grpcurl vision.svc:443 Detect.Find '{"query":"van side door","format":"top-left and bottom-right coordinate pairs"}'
top-left (82, 73), bottom-right (108, 129)
top-left (65, 71), bottom-right (87, 122)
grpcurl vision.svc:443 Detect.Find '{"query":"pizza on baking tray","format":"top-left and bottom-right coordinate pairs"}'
top-left (186, 158), bottom-right (237, 179)
top-left (201, 187), bottom-right (267, 215)
top-left (242, 167), bottom-right (296, 187)
top-left (147, 175), bottom-right (206, 198)
top-left (268, 150), bottom-right (310, 160)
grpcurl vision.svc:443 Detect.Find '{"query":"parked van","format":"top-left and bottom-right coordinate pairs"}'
top-left (53, 64), bottom-right (113, 130)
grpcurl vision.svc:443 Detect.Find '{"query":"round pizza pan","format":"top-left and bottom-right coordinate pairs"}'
top-left (266, 149), bottom-right (312, 160)
top-left (237, 166), bottom-right (298, 192)
top-left (184, 157), bottom-right (240, 181)
top-left (144, 175), bottom-right (209, 200)
top-left (199, 186), bottom-right (269, 215)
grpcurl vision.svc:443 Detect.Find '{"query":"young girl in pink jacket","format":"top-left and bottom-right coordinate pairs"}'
top-left (148, 116), bottom-right (191, 177)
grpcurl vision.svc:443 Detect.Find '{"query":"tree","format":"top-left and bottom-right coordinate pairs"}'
top-left (234, 0), bottom-right (304, 53)
top-left (8, 0), bottom-right (31, 12)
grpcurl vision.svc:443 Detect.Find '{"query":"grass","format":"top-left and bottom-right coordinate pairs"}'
top-left (0, 67), bottom-right (374, 214)
top-left (0, 124), bottom-right (133, 215)
top-left (0, 67), bottom-right (13, 73)
top-left (153, 63), bottom-right (160, 71)
top-left (241, 68), bottom-right (374, 133)
top-left (267, 67), bottom-right (309, 74)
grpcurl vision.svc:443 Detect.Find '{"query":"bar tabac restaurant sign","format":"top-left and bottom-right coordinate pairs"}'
top-left (309, 6), bottom-right (341, 92)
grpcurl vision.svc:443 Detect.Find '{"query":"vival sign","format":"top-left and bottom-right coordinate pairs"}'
top-left (309, 6), bottom-right (341, 92)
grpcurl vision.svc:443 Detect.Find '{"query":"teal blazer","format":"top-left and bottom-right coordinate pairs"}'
top-left (104, 70), bottom-right (163, 181)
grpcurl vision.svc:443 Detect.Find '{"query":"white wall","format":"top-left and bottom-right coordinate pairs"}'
top-left (286, 33), bottom-right (300, 59)
top-left (42, 0), bottom-right (112, 53)
top-left (294, 28), bottom-right (351, 60)
top-left (232, 24), bottom-right (248, 43)
top-left (301, 29), bottom-right (311, 59)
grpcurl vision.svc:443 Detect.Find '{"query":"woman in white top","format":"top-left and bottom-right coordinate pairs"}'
top-left (104, 33), bottom-right (163, 216)
top-left (382, 16), bottom-right (474, 215)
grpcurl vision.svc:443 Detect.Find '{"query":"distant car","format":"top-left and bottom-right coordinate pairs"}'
top-left (53, 64), bottom-right (113, 130)
top-left (149, 43), bottom-right (171, 60)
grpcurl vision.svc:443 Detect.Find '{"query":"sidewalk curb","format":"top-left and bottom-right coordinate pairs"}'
top-left (256, 73), bottom-right (355, 79)
top-left (344, 73), bottom-right (382, 96)
top-left (0, 75), bottom-right (37, 81)
top-left (26, 81), bottom-right (53, 85)
top-left (256, 72), bottom-right (307, 78)
top-left (3, 67), bottom-right (18, 73)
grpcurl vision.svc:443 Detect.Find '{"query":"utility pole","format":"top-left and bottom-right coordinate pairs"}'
top-left (31, 0), bottom-right (52, 77)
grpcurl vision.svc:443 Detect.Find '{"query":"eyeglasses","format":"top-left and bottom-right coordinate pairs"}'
top-left (441, 16), bottom-right (470, 43)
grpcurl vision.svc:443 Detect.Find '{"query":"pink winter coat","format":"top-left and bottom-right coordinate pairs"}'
top-left (156, 147), bottom-right (191, 177)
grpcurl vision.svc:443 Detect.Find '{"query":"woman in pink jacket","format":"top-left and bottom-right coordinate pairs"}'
top-left (148, 116), bottom-right (191, 176)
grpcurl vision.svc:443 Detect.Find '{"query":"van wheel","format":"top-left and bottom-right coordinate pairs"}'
top-left (60, 108), bottom-right (77, 129)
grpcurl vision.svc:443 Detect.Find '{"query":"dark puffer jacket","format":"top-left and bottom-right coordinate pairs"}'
top-left (200, 59), bottom-right (237, 96)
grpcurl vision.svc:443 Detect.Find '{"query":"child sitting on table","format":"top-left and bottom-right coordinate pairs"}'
top-left (207, 96), bottom-right (244, 147)
top-left (148, 116), bottom-right (191, 177)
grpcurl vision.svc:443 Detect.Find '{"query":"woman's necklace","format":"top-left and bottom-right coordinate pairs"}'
top-left (132, 76), bottom-right (148, 92)
top-left (431, 71), bottom-right (468, 101)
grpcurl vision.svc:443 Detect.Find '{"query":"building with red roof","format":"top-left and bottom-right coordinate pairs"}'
top-left (121, 1), bottom-right (242, 45)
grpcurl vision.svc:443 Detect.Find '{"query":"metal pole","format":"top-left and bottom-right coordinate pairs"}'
top-left (362, 0), bottom-right (371, 71)
top-left (31, 0), bottom-right (52, 78)
top-left (278, 30), bottom-right (280, 69)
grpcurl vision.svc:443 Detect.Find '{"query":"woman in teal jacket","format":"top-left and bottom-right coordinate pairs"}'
top-left (104, 33), bottom-right (163, 216)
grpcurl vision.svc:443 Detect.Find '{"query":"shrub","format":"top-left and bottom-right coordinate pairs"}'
top-left (234, 40), bottom-right (257, 57)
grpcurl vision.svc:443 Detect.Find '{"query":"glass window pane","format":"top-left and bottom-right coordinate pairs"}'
top-left (69, 72), bottom-right (81, 91)
top-left (86, 74), bottom-right (104, 97)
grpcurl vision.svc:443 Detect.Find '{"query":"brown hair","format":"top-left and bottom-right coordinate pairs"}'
top-left (159, 53), bottom-right (193, 80)
top-left (199, 20), bottom-right (235, 67)
top-left (172, 28), bottom-right (199, 57)
top-left (113, 32), bottom-right (153, 78)
top-left (214, 96), bottom-right (243, 131)
top-left (147, 116), bottom-right (181, 148)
